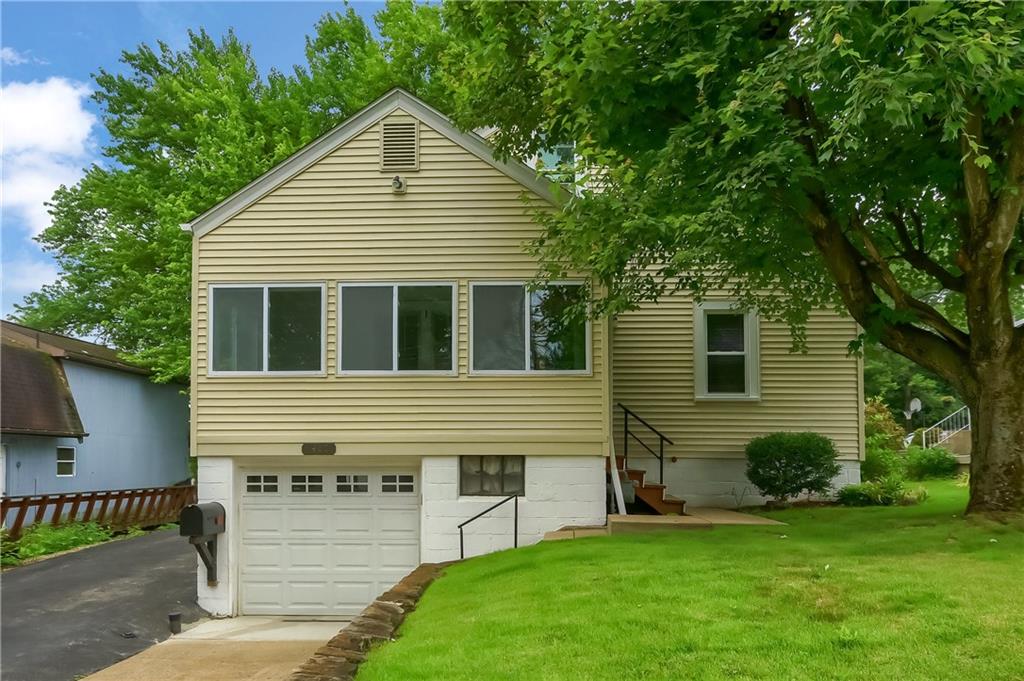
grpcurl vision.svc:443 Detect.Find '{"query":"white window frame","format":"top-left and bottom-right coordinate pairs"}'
top-left (380, 473), bottom-right (417, 495)
top-left (56, 446), bottom-right (76, 477)
top-left (337, 282), bottom-right (457, 376)
top-left (335, 473), bottom-right (371, 494)
top-left (207, 282), bottom-right (327, 377)
top-left (244, 473), bottom-right (280, 494)
top-left (694, 301), bottom-right (760, 400)
top-left (290, 473), bottom-right (325, 494)
top-left (469, 281), bottom-right (592, 376)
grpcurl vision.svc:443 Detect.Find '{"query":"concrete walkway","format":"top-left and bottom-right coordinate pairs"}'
top-left (545, 508), bottom-right (784, 539)
top-left (83, 618), bottom-right (347, 681)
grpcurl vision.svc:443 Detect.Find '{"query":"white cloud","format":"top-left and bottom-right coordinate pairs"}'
top-left (1, 257), bottom-right (58, 314)
top-left (1, 77), bottom-right (97, 236)
top-left (1, 47), bottom-right (48, 66)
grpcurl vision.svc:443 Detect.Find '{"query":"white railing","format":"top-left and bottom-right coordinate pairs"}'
top-left (921, 405), bottom-right (971, 448)
top-left (609, 440), bottom-right (627, 516)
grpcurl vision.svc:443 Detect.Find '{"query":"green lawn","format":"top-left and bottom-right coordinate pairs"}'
top-left (359, 482), bottom-right (1023, 681)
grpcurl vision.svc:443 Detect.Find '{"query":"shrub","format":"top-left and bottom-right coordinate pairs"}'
top-left (837, 476), bottom-right (907, 506)
top-left (862, 436), bottom-right (905, 482)
top-left (15, 522), bottom-right (113, 560)
top-left (864, 398), bottom-right (905, 451)
top-left (904, 446), bottom-right (958, 480)
top-left (745, 432), bottom-right (842, 502)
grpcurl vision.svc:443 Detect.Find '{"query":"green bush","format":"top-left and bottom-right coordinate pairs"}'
top-left (837, 476), bottom-right (906, 506)
top-left (864, 398), bottom-right (905, 450)
top-left (14, 522), bottom-right (114, 560)
top-left (904, 446), bottom-right (958, 480)
top-left (745, 432), bottom-right (842, 502)
top-left (862, 436), bottom-right (905, 482)
top-left (1, 528), bottom-right (20, 566)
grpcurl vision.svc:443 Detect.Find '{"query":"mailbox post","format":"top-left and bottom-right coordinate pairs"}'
top-left (179, 502), bottom-right (225, 586)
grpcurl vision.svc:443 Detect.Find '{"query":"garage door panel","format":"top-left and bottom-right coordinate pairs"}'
top-left (240, 469), bottom-right (420, 616)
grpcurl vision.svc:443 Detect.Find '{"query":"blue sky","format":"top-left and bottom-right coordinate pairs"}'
top-left (1, 1), bottom-right (384, 317)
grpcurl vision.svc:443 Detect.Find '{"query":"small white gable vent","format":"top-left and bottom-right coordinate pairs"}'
top-left (380, 120), bottom-right (419, 171)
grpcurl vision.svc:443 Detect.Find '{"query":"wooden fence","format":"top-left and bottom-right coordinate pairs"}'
top-left (1, 484), bottom-right (196, 539)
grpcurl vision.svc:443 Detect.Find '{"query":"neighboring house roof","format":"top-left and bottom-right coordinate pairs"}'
top-left (183, 88), bottom-right (566, 238)
top-left (1, 338), bottom-right (87, 438)
top-left (1, 320), bottom-right (148, 376)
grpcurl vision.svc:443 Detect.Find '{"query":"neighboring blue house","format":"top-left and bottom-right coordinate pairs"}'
top-left (1, 321), bottom-right (189, 497)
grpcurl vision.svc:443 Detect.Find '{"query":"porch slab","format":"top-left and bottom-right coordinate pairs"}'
top-left (608, 514), bottom-right (713, 533)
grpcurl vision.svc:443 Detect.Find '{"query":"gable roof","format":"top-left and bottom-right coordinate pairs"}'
top-left (183, 88), bottom-right (565, 238)
top-left (1, 338), bottom-right (87, 438)
top-left (1, 320), bottom-right (148, 376)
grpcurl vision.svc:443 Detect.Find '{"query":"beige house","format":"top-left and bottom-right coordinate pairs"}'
top-left (184, 89), bottom-right (862, 617)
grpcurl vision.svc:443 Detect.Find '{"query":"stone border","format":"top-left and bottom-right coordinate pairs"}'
top-left (288, 562), bottom-right (452, 681)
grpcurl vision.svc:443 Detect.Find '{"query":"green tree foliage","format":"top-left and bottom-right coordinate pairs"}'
top-left (444, 2), bottom-right (1024, 513)
top-left (864, 344), bottom-right (961, 431)
top-left (15, 1), bottom-right (448, 382)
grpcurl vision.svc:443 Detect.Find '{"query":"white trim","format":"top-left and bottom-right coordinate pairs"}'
top-left (207, 282), bottom-right (327, 377)
top-left (693, 301), bottom-right (760, 400)
top-left (337, 281), bottom-right (457, 376)
top-left (185, 89), bottom-right (566, 238)
top-left (56, 445), bottom-right (76, 478)
top-left (468, 281), bottom-right (592, 376)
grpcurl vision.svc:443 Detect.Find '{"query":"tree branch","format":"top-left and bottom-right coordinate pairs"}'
top-left (991, 111), bottom-right (1024, 252)
top-left (960, 105), bottom-right (993, 232)
top-left (884, 205), bottom-right (966, 292)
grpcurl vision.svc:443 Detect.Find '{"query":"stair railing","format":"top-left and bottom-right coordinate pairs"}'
top-left (457, 494), bottom-right (518, 560)
top-left (922, 405), bottom-right (971, 448)
top-left (619, 402), bottom-right (674, 485)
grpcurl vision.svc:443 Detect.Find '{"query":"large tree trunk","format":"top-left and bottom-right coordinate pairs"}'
top-left (965, 357), bottom-right (1024, 514)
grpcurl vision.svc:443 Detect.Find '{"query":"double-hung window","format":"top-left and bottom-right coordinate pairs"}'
top-left (470, 282), bottom-right (589, 373)
top-left (339, 283), bottom-right (455, 373)
top-left (210, 284), bottom-right (324, 374)
top-left (695, 301), bottom-right (760, 399)
top-left (56, 446), bottom-right (76, 477)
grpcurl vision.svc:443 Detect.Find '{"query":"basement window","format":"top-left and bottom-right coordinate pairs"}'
top-left (56, 446), bottom-right (76, 477)
top-left (694, 302), bottom-right (760, 399)
top-left (460, 456), bottom-right (524, 496)
top-left (210, 284), bottom-right (325, 375)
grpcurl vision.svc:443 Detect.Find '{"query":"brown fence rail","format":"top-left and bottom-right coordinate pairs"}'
top-left (1, 484), bottom-right (196, 539)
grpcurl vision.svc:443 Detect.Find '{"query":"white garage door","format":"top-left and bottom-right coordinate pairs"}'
top-left (239, 469), bottom-right (420, 616)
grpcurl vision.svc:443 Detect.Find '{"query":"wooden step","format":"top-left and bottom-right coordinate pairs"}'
top-left (634, 484), bottom-right (686, 515)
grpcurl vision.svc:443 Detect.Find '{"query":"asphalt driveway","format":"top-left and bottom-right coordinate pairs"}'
top-left (1, 528), bottom-right (204, 681)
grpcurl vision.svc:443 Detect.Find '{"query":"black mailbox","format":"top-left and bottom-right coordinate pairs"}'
top-left (180, 502), bottom-right (225, 537)
top-left (179, 502), bottom-right (225, 587)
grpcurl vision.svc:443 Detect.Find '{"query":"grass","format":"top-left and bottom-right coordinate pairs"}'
top-left (1, 522), bottom-right (144, 566)
top-left (359, 481), bottom-right (1023, 681)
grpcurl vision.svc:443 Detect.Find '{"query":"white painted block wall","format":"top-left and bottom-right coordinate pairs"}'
top-left (628, 456), bottom-right (861, 508)
top-left (420, 455), bottom-right (606, 562)
top-left (195, 456), bottom-right (237, 616)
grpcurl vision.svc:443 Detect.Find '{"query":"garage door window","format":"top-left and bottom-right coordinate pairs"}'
top-left (336, 474), bottom-right (369, 493)
top-left (246, 474), bottom-right (279, 493)
top-left (291, 474), bottom-right (323, 493)
top-left (381, 474), bottom-right (415, 493)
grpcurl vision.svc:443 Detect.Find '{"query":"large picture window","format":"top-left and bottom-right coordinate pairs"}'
top-left (460, 456), bottom-right (525, 496)
top-left (470, 282), bottom-right (589, 373)
top-left (210, 284), bottom-right (324, 374)
top-left (339, 283), bottom-right (455, 373)
top-left (695, 302), bottom-right (760, 399)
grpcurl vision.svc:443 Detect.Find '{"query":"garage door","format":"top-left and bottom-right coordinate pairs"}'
top-left (239, 470), bottom-right (419, 616)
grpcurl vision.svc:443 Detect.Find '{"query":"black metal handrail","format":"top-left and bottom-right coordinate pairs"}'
top-left (618, 402), bottom-right (675, 485)
top-left (457, 494), bottom-right (518, 559)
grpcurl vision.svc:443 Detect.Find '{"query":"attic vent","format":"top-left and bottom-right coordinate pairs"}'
top-left (380, 120), bottom-right (418, 171)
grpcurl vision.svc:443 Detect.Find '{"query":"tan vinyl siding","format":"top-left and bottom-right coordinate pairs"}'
top-left (613, 294), bottom-right (863, 461)
top-left (193, 109), bottom-right (609, 457)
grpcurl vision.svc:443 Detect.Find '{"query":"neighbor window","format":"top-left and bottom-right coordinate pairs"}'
top-left (470, 283), bottom-right (588, 373)
top-left (56, 446), bottom-right (75, 477)
top-left (536, 143), bottom-right (576, 183)
top-left (210, 284), bottom-right (324, 374)
top-left (339, 284), bottom-right (454, 373)
top-left (460, 456), bottom-right (525, 496)
top-left (695, 302), bottom-right (760, 399)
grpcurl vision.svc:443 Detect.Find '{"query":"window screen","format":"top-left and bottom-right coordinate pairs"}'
top-left (268, 287), bottom-right (322, 371)
top-left (212, 287), bottom-right (264, 371)
top-left (530, 285), bottom-right (586, 371)
top-left (397, 286), bottom-right (452, 371)
top-left (471, 285), bottom-right (526, 371)
top-left (460, 456), bottom-right (525, 496)
top-left (340, 286), bottom-right (393, 371)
